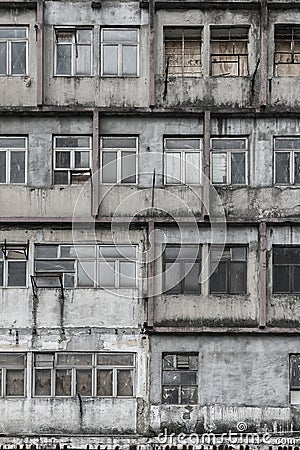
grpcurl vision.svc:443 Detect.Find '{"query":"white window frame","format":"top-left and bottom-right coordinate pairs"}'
top-left (274, 137), bottom-right (300, 185)
top-left (101, 28), bottom-right (139, 77)
top-left (0, 136), bottom-right (27, 184)
top-left (0, 246), bottom-right (27, 288)
top-left (0, 27), bottom-right (28, 76)
top-left (164, 137), bottom-right (202, 185)
top-left (210, 137), bottom-right (248, 185)
top-left (33, 352), bottom-right (135, 398)
top-left (0, 353), bottom-right (26, 397)
top-left (54, 27), bottom-right (93, 77)
top-left (100, 136), bottom-right (138, 185)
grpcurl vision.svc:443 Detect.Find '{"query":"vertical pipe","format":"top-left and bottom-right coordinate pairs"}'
top-left (147, 219), bottom-right (155, 328)
top-left (37, 0), bottom-right (44, 106)
top-left (149, 0), bottom-right (155, 107)
top-left (92, 110), bottom-right (100, 217)
top-left (260, 0), bottom-right (268, 107)
top-left (259, 222), bottom-right (267, 328)
top-left (203, 111), bottom-right (211, 218)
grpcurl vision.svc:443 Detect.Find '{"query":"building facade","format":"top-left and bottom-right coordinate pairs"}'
top-left (1, 0), bottom-right (300, 448)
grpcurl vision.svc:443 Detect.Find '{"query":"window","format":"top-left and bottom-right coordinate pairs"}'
top-left (274, 138), bottom-right (300, 185)
top-left (163, 245), bottom-right (201, 294)
top-left (0, 27), bottom-right (27, 76)
top-left (55, 28), bottom-right (92, 76)
top-left (273, 247), bottom-right (300, 294)
top-left (164, 138), bottom-right (202, 185)
top-left (290, 354), bottom-right (300, 404)
top-left (210, 26), bottom-right (249, 76)
top-left (164, 28), bottom-right (202, 77)
top-left (53, 136), bottom-right (91, 185)
top-left (33, 352), bottom-right (134, 398)
top-left (0, 353), bottom-right (26, 397)
top-left (211, 138), bottom-right (248, 185)
top-left (101, 28), bottom-right (139, 77)
top-left (34, 244), bottom-right (137, 288)
top-left (101, 137), bottom-right (137, 184)
top-left (0, 137), bottom-right (27, 184)
top-left (0, 242), bottom-right (27, 287)
top-left (210, 246), bottom-right (247, 294)
top-left (274, 25), bottom-right (300, 77)
top-left (162, 354), bottom-right (198, 404)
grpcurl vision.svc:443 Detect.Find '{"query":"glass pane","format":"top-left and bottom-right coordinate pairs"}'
top-left (7, 261), bottom-right (26, 287)
top-left (0, 152), bottom-right (6, 182)
top-left (121, 151), bottom-right (136, 183)
top-left (163, 371), bottom-right (181, 385)
top-left (35, 260), bottom-right (75, 272)
top-left (275, 139), bottom-right (300, 151)
top-left (103, 29), bottom-right (137, 43)
top-left (162, 386), bottom-right (178, 404)
top-left (57, 353), bottom-right (92, 366)
top-left (185, 152), bottom-right (200, 184)
top-left (230, 261), bottom-right (246, 294)
top-left (181, 386), bottom-right (198, 404)
top-left (0, 42), bottom-right (7, 74)
top-left (76, 45), bottom-right (91, 75)
top-left (165, 139), bottom-right (201, 150)
top-left (117, 370), bottom-right (133, 396)
top-left (71, 245), bottom-right (94, 258)
top-left (54, 171), bottom-right (69, 184)
top-left (55, 151), bottom-right (70, 169)
top-left (103, 45), bottom-right (118, 75)
top-left (35, 245), bottom-right (58, 259)
top-left (275, 152), bottom-right (290, 183)
top-left (231, 152), bottom-right (246, 184)
top-left (273, 265), bottom-right (290, 293)
top-left (78, 261), bottom-right (95, 287)
top-left (55, 137), bottom-right (91, 148)
top-left (231, 247), bottom-right (247, 261)
top-left (119, 261), bottom-right (136, 287)
top-left (0, 353), bottom-right (25, 366)
top-left (102, 152), bottom-right (117, 183)
top-left (295, 153), bottom-right (300, 184)
top-left (76, 369), bottom-right (92, 396)
top-left (164, 261), bottom-right (181, 293)
top-left (165, 152), bottom-right (181, 184)
top-left (102, 137), bottom-right (136, 149)
top-left (75, 151), bottom-right (90, 168)
top-left (97, 353), bottom-right (134, 366)
top-left (293, 266), bottom-right (300, 293)
top-left (184, 262), bottom-right (200, 293)
top-left (64, 273), bottom-right (74, 288)
top-left (10, 151), bottom-right (25, 183)
top-left (212, 153), bottom-right (227, 183)
top-left (55, 369), bottom-right (72, 396)
top-left (210, 260), bottom-right (227, 293)
top-left (122, 45), bottom-right (137, 75)
top-left (11, 42), bottom-right (26, 75)
top-left (212, 139), bottom-right (246, 150)
top-left (35, 353), bottom-right (54, 367)
top-left (0, 28), bottom-right (27, 39)
top-left (98, 261), bottom-right (115, 287)
top-left (6, 369), bottom-right (24, 396)
top-left (0, 261), bottom-right (3, 286)
top-left (77, 30), bottom-right (92, 44)
top-left (99, 245), bottom-right (136, 259)
top-left (97, 369), bottom-right (113, 396)
top-left (56, 44), bottom-right (72, 75)
top-left (0, 137), bottom-right (26, 148)
top-left (34, 369), bottom-right (51, 396)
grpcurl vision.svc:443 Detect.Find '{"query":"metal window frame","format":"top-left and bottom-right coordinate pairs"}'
top-left (272, 246), bottom-right (300, 294)
top-left (273, 137), bottom-right (300, 185)
top-left (54, 28), bottom-right (93, 77)
top-left (100, 136), bottom-right (138, 185)
top-left (163, 26), bottom-right (202, 77)
top-left (101, 27), bottom-right (139, 77)
top-left (209, 245), bottom-right (247, 294)
top-left (0, 27), bottom-right (28, 76)
top-left (0, 243), bottom-right (28, 288)
top-left (164, 137), bottom-right (202, 185)
top-left (0, 136), bottom-right (27, 184)
top-left (210, 137), bottom-right (248, 185)
top-left (274, 24), bottom-right (300, 77)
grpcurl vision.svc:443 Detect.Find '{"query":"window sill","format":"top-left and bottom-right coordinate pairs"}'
top-left (53, 75), bottom-right (93, 78)
top-left (101, 75), bottom-right (139, 79)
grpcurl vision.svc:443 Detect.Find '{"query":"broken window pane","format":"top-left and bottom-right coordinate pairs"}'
top-left (55, 369), bottom-right (72, 396)
top-left (35, 369), bottom-right (51, 396)
top-left (275, 152), bottom-right (290, 183)
top-left (117, 370), bottom-right (133, 396)
top-left (181, 386), bottom-right (198, 404)
top-left (6, 369), bottom-right (24, 396)
top-left (10, 151), bottom-right (25, 183)
top-left (97, 369), bottom-right (113, 396)
top-left (11, 42), bottom-right (26, 75)
top-left (162, 386), bottom-right (178, 404)
top-left (7, 261), bottom-right (26, 287)
top-left (210, 27), bottom-right (248, 76)
top-left (164, 28), bottom-right (202, 77)
top-left (76, 369), bottom-right (92, 396)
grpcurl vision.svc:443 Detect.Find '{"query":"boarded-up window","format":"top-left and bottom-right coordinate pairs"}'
top-left (210, 26), bottom-right (249, 76)
top-left (274, 25), bottom-right (300, 76)
top-left (273, 247), bottom-right (300, 294)
top-left (163, 245), bottom-right (201, 294)
top-left (162, 354), bottom-right (198, 404)
top-left (274, 138), bottom-right (300, 184)
top-left (211, 138), bottom-right (248, 185)
top-left (210, 246), bottom-right (247, 294)
top-left (164, 28), bottom-right (202, 77)
top-left (0, 353), bottom-right (26, 396)
top-left (164, 138), bottom-right (202, 185)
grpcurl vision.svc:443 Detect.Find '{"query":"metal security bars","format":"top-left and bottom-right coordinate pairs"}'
top-left (55, 29), bottom-right (92, 76)
top-left (274, 25), bottom-right (300, 77)
top-left (53, 136), bottom-right (91, 185)
top-left (210, 26), bottom-right (249, 76)
top-left (164, 138), bottom-right (202, 185)
top-left (274, 138), bottom-right (300, 185)
top-left (211, 137), bottom-right (248, 185)
top-left (162, 353), bottom-right (198, 404)
top-left (164, 27), bottom-right (202, 77)
top-left (0, 28), bottom-right (28, 76)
